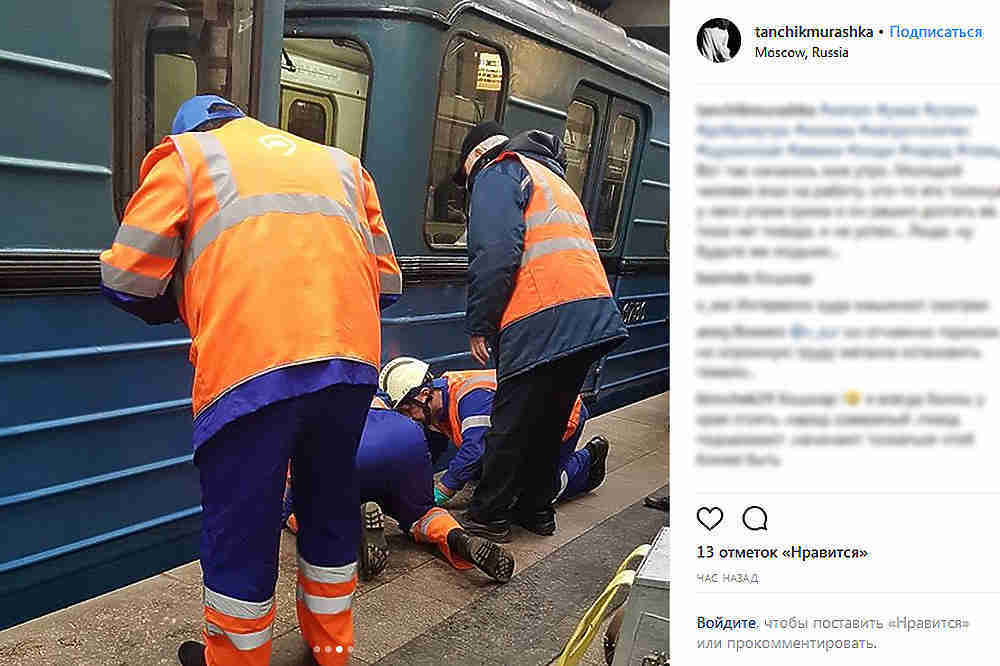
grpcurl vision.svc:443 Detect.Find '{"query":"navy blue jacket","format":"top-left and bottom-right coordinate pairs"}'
top-left (465, 131), bottom-right (628, 380)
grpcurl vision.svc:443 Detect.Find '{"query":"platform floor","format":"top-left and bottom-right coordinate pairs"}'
top-left (0, 393), bottom-right (667, 666)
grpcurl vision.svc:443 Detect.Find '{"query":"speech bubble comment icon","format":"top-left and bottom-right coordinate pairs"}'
top-left (742, 505), bottom-right (768, 531)
top-left (697, 506), bottom-right (723, 531)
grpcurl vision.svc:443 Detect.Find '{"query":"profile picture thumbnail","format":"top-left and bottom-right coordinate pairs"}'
top-left (697, 18), bottom-right (741, 63)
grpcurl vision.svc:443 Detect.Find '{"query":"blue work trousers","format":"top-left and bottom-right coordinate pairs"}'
top-left (195, 383), bottom-right (374, 602)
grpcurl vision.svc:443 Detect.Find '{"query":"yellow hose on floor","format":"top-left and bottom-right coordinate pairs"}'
top-left (552, 544), bottom-right (651, 666)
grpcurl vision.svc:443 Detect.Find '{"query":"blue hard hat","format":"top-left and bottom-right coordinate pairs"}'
top-left (171, 95), bottom-right (245, 135)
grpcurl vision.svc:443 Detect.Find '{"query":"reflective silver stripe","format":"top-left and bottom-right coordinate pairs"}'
top-left (554, 470), bottom-right (569, 502)
top-left (532, 169), bottom-right (555, 209)
top-left (379, 270), bottom-right (403, 296)
top-left (297, 584), bottom-right (353, 615)
top-left (100, 261), bottom-right (170, 298)
top-left (298, 555), bottom-right (357, 583)
top-left (205, 622), bottom-right (273, 651)
top-left (180, 193), bottom-right (373, 275)
top-left (524, 209), bottom-right (590, 231)
top-left (327, 148), bottom-right (376, 253)
top-left (190, 133), bottom-right (238, 209)
top-left (328, 147), bottom-right (362, 213)
top-left (414, 509), bottom-right (442, 536)
top-left (455, 379), bottom-right (495, 397)
top-left (115, 224), bottom-right (182, 259)
top-left (204, 587), bottom-right (273, 620)
top-left (372, 231), bottom-right (394, 257)
top-left (522, 236), bottom-right (597, 265)
top-left (461, 415), bottom-right (491, 432)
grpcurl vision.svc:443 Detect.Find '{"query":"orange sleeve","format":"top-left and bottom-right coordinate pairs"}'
top-left (100, 145), bottom-right (188, 297)
top-left (361, 166), bottom-right (402, 306)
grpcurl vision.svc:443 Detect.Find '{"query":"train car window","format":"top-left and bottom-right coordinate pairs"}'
top-left (114, 0), bottom-right (257, 218)
top-left (280, 38), bottom-right (370, 157)
top-left (152, 55), bottom-right (197, 146)
top-left (593, 115), bottom-right (637, 250)
top-left (564, 101), bottom-right (596, 197)
top-left (285, 97), bottom-right (331, 145)
top-left (425, 36), bottom-right (506, 248)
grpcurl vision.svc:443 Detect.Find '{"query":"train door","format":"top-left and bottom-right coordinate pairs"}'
top-left (277, 38), bottom-right (371, 158)
top-left (597, 96), bottom-right (668, 405)
top-left (564, 88), bottom-right (646, 398)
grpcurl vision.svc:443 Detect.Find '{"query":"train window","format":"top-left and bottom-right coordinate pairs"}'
top-left (280, 38), bottom-right (371, 157)
top-left (284, 96), bottom-right (333, 145)
top-left (425, 36), bottom-right (506, 248)
top-left (593, 115), bottom-right (637, 250)
top-left (152, 55), bottom-right (197, 146)
top-left (564, 101), bottom-right (596, 197)
top-left (113, 0), bottom-right (257, 217)
top-left (287, 99), bottom-right (328, 144)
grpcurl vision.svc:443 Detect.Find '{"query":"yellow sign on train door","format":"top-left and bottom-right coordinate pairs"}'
top-left (476, 52), bottom-right (503, 91)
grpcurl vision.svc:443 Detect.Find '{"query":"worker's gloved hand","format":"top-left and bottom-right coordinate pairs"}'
top-left (434, 481), bottom-right (456, 506)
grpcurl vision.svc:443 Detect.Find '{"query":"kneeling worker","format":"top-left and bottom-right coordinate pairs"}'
top-left (379, 358), bottom-right (609, 542)
top-left (284, 395), bottom-right (515, 583)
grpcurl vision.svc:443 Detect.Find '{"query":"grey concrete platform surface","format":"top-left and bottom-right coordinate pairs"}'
top-left (0, 393), bottom-right (667, 666)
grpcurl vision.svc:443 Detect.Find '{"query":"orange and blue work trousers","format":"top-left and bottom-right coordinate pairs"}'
top-left (196, 382), bottom-right (374, 665)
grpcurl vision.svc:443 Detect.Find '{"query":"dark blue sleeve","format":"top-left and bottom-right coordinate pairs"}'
top-left (465, 161), bottom-right (530, 339)
top-left (440, 388), bottom-right (493, 490)
top-left (101, 284), bottom-right (180, 325)
top-left (379, 293), bottom-right (400, 310)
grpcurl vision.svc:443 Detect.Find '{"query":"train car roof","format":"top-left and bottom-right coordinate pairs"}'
top-left (286, 0), bottom-right (669, 93)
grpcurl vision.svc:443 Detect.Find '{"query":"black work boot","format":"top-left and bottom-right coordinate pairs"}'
top-left (359, 501), bottom-right (389, 580)
top-left (447, 528), bottom-right (515, 583)
top-left (459, 511), bottom-right (512, 543)
top-left (583, 436), bottom-right (610, 493)
top-left (177, 640), bottom-right (207, 665)
top-left (513, 507), bottom-right (556, 536)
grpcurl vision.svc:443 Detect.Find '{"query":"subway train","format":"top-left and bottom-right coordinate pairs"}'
top-left (0, 0), bottom-right (667, 628)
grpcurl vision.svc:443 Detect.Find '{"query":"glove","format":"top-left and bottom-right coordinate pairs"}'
top-left (434, 480), bottom-right (456, 506)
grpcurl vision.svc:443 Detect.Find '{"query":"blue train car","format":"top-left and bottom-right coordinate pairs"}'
top-left (0, 0), bottom-right (666, 629)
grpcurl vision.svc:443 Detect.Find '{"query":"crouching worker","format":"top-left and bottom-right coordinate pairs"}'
top-left (378, 358), bottom-right (609, 542)
top-left (284, 395), bottom-right (515, 583)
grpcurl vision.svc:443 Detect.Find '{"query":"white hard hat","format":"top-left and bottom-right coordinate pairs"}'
top-left (378, 356), bottom-right (432, 407)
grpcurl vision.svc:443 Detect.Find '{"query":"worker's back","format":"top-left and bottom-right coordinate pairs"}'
top-left (166, 117), bottom-right (383, 416)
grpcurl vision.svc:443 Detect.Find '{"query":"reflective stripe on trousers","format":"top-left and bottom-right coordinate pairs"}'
top-left (296, 554), bottom-right (358, 663)
top-left (202, 585), bottom-right (276, 663)
top-left (410, 507), bottom-right (471, 570)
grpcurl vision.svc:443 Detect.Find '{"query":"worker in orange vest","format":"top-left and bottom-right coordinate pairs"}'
top-left (99, 95), bottom-right (401, 666)
top-left (379, 358), bottom-right (610, 542)
top-left (453, 122), bottom-right (627, 539)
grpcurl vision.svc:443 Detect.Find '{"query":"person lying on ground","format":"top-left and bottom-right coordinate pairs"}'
top-left (283, 395), bottom-right (515, 582)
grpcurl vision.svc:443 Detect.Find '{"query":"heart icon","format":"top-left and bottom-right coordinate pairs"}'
top-left (697, 506), bottom-right (724, 531)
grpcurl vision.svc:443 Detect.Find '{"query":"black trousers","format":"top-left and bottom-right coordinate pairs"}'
top-left (470, 347), bottom-right (604, 521)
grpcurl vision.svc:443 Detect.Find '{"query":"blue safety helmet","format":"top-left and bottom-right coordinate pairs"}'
top-left (171, 95), bottom-right (245, 135)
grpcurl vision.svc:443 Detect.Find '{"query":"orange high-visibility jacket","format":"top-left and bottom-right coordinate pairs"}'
top-left (100, 118), bottom-right (402, 419)
top-left (442, 370), bottom-right (582, 446)
top-left (468, 147), bottom-right (626, 381)
top-left (490, 152), bottom-right (613, 331)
